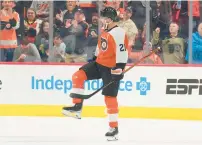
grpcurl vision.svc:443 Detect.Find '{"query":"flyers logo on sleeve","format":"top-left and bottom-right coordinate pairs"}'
top-left (101, 37), bottom-right (108, 51)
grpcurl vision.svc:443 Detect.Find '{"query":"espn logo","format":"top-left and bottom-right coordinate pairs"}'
top-left (166, 79), bottom-right (202, 95)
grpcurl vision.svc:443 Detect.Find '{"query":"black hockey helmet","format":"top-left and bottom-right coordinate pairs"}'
top-left (101, 7), bottom-right (117, 21)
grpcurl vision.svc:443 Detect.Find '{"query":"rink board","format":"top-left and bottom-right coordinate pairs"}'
top-left (0, 64), bottom-right (202, 120)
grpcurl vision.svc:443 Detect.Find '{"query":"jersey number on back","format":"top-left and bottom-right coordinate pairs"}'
top-left (119, 44), bottom-right (126, 51)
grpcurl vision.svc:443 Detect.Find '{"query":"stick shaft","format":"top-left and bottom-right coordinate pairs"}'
top-left (123, 50), bottom-right (156, 74)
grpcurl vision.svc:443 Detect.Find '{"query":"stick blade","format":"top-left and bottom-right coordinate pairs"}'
top-left (69, 93), bottom-right (91, 99)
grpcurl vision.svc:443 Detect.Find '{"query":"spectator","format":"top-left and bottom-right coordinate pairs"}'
top-left (13, 1), bottom-right (33, 40)
top-left (151, 0), bottom-right (172, 39)
top-left (0, 0), bottom-right (20, 62)
top-left (13, 36), bottom-right (41, 62)
top-left (24, 8), bottom-right (42, 37)
top-left (55, 0), bottom-right (79, 29)
top-left (172, 0), bottom-right (182, 23)
top-left (55, 0), bottom-right (80, 49)
top-left (30, 1), bottom-right (50, 21)
top-left (152, 22), bottom-right (186, 64)
top-left (185, 22), bottom-right (202, 64)
top-left (86, 12), bottom-right (99, 61)
top-left (117, 6), bottom-right (138, 47)
top-left (127, 1), bottom-right (148, 30)
top-left (104, 0), bottom-right (121, 11)
top-left (117, 8), bottom-right (124, 21)
top-left (132, 23), bottom-right (146, 51)
top-left (171, 1), bottom-right (189, 38)
top-left (48, 34), bottom-right (66, 63)
top-left (65, 9), bottom-right (89, 63)
top-left (188, 0), bottom-right (200, 32)
top-left (35, 20), bottom-right (49, 62)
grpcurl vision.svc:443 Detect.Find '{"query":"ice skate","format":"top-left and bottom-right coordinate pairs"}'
top-left (62, 102), bottom-right (83, 119)
top-left (105, 127), bottom-right (118, 141)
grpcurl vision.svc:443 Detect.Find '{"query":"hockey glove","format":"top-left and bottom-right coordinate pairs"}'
top-left (111, 63), bottom-right (126, 81)
top-left (9, 18), bottom-right (17, 27)
top-left (111, 67), bottom-right (124, 81)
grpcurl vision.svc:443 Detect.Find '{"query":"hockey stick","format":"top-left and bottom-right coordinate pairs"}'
top-left (70, 47), bottom-right (160, 99)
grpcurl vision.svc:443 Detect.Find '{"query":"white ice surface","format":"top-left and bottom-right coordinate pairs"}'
top-left (0, 117), bottom-right (202, 145)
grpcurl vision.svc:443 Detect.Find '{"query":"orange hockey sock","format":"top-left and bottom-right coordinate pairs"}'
top-left (105, 96), bottom-right (119, 128)
top-left (72, 70), bottom-right (87, 104)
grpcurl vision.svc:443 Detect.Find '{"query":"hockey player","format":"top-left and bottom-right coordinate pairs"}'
top-left (62, 7), bottom-right (129, 141)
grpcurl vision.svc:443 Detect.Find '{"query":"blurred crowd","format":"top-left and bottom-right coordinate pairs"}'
top-left (1, 0), bottom-right (202, 64)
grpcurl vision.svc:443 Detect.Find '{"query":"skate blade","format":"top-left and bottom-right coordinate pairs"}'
top-left (106, 135), bottom-right (118, 141)
top-left (62, 110), bottom-right (81, 119)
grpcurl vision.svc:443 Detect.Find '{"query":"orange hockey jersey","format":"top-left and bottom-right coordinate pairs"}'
top-left (95, 26), bottom-right (129, 68)
top-left (0, 9), bottom-right (20, 49)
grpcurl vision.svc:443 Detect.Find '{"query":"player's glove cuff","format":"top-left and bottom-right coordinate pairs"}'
top-left (111, 68), bottom-right (123, 81)
top-left (111, 63), bottom-right (126, 81)
top-left (116, 63), bottom-right (126, 70)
